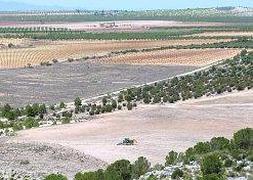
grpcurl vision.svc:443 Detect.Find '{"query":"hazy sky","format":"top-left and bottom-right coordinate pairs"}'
top-left (5, 0), bottom-right (253, 10)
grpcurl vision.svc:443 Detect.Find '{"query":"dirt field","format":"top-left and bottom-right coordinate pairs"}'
top-left (0, 62), bottom-right (196, 106)
top-left (0, 39), bottom-right (231, 69)
top-left (95, 48), bottom-right (240, 66)
top-left (9, 90), bottom-right (253, 165)
top-left (190, 31), bottom-right (253, 37)
top-left (0, 21), bottom-right (226, 31)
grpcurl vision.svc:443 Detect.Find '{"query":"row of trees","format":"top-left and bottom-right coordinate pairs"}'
top-left (44, 128), bottom-right (253, 180)
top-left (0, 30), bottom-right (231, 40)
top-left (116, 50), bottom-right (252, 106)
top-left (0, 27), bottom-right (69, 33)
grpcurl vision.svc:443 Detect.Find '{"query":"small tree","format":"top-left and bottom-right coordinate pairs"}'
top-left (165, 151), bottom-right (178, 166)
top-left (59, 102), bottom-right (66, 109)
top-left (44, 173), bottom-right (67, 180)
top-left (74, 97), bottom-right (82, 108)
top-left (131, 157), bottom-right (151, 179)
top-left (201, 153), bottom-right (224, 179)
top-left (233, 128), bottom-right (253, 150)
top-left (171, 168), bottom-right (184, 179)
top-left (106, 159), bottom-right (132, 180)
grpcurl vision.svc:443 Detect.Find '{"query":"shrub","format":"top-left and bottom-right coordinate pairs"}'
top-left (44, 173), bottom-right (67, 180)
top-left (165, 151), bottom-right (178, 166)
top-left (106, 159), bottom-right (132, 180)
top-left (201, 153), bottom-right (224, 177)
top-left (171, 168), bottom-right (184, 179)
top-left (59, 102), bottom-right (66, 109)
top-left (131, 157), bottom-right (151, 179)
top-left (233, 128), bottom-right (253, 150)
top-left (127, 103), bottom-right (133, 110)
top-left (194, 142), bottom-right (211, 154)
top-left (74, 97), bottom-right (82, 108)
top-left (23, 117), bottom-right (39, 129)
top-left (210, 137), bottom-right (230, 151)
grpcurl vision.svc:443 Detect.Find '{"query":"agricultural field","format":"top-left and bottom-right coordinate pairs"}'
top-left (0, 62), bottom-right (196, 106)
top-left (0, 38), bottom-right (232, 69)
top-left (95, 48), bottom-right (240, 66)
top-left (189, 31), bottom-right (253, 37)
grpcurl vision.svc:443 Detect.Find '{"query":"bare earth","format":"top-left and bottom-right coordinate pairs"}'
top-left (9, 90), bottom-right (253, 165)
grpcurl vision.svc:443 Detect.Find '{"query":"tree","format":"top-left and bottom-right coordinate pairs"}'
top-left (194, 142), bottom-right (211, 154)
top-left (44, 174), bottom-right (67, 180)
top-left (60, 102), bottom-right (66, 109)
top-left (112, 100), bottom-right (117, 109)
top-left (201, 153), bottom-right (224, 179)
top-left (210, 137), bottom-right (230, 151)
top-left (74, 172), bottom-right (99, 180)
top-left (165, 151), bottom-right (178, 166)
top-left (131, 157), bottom-right (151, 179)
top-left (106, 159), bottom-right (132, 180)
top-left (23, 117), bottom-right (39, 129)
top-left (25, 105), bottom-right (36, 117)
top-left (171, 168), bottom-right (184, 179)
top-left (102, 97), bottom-right (107, 106)
top-left (233, 128), bottom-right (253, 150)
top-left (74, 97), bottom-right (82, 108)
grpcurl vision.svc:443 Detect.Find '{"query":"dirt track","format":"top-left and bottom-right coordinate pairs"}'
top-left (10, 90), bottom-right (253, 164)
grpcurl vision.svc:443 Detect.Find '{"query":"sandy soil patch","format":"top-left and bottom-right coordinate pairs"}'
top-left (10, 90), bottom-right (253, 164)
top-left (0, 39), bottom-right (231, 69)
top-left (95, 48), bottom-right (240, 66)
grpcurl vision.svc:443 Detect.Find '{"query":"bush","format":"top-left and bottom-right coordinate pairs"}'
top-left (23, 117), bottom-right (39, 129)
top-left (106, 159), bottom-right (132, 180)
top-left (131, 157), bottom-right (151, 179)
top-left (44, 173), bottom-right (67, 180)
top-left (127, 103), bottom-right (133, 110)
top-left (210, 137), bottom-right (230, 151)
top-left (165, 151), bottom-right (178, 166)
top-left (201, 153), bottom-right (224, 177)
top-left (171, 168), bottom-right (184, 179)
top-left (233, 128), bottom-right (253, 150)
top-left (59, 102), bottom-right (66, 109)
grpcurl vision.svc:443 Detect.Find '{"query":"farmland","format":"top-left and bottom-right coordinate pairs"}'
top-left (0, 62), bottom-right (196, 106)
top-left (95, 48), bottom-right (240, 66)
top-left (0, 38), bottom-right (232, 69)
top-left (0, 6), bottom-right (253, 180)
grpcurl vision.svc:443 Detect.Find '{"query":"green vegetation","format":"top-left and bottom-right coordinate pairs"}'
top-left (44, 173), bottom-right (68, 180)
top-left (74, 157), bottom-right (151, 180)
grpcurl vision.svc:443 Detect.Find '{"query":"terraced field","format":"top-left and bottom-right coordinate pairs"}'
top-left (95, 48), bottom-right (240, 66)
